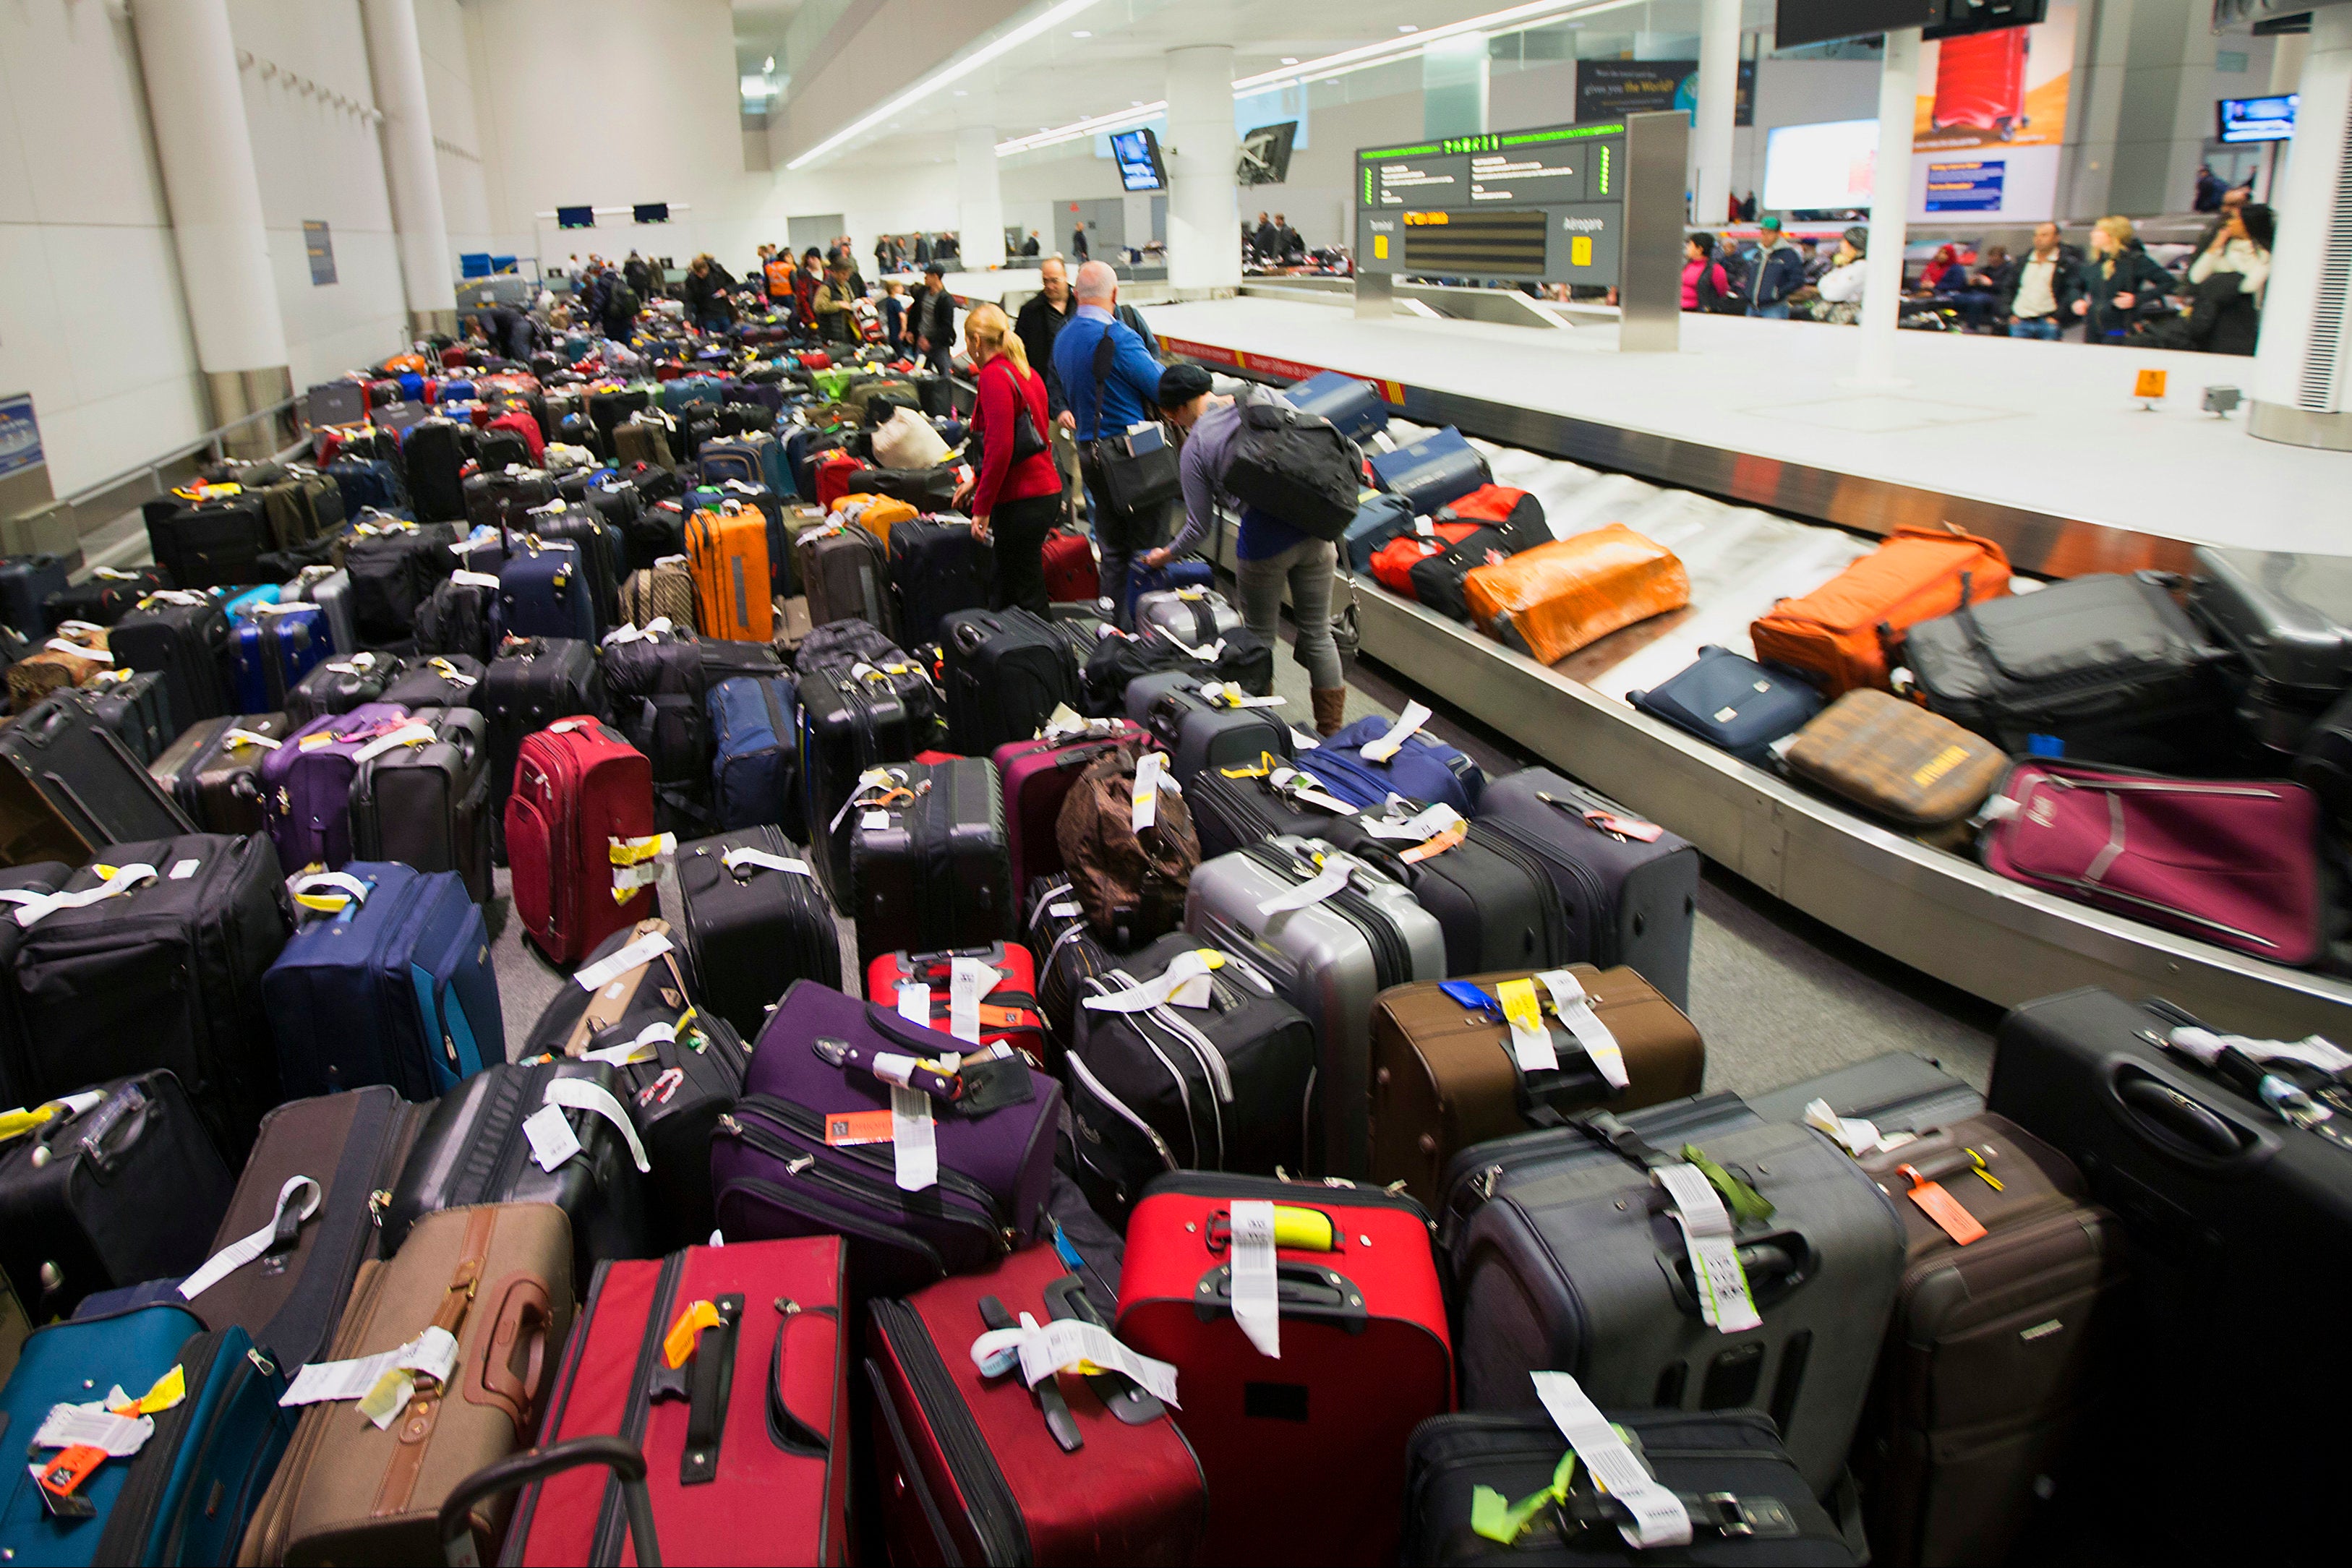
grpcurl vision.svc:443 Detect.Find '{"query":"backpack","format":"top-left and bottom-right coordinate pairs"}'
top-left (1056, 746), bottom-right (1200, 948)
top-left (1698, 261), bottom-right (1745, 315)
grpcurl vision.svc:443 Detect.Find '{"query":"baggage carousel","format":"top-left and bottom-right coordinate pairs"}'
top-left (1149, 300), bottom-right (2352, 1040)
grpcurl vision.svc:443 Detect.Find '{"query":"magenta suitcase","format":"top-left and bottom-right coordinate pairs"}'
top-left (991, 720), bottom-right (1154, 893)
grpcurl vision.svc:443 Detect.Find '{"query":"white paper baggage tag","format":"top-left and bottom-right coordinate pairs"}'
top-left (33, 1402), bottom-right (153, 1459)
top-left (451, 570), bottom-right (502, 590)
top-left (2168, 1024), bottom-right (2352, 1076)
top-left (607, 833), bottom-right (674, 898)
top-left (1131, 752), bottom-right (1166, 832)
top-left (1357, 803), bottom-right (1463, 842)
top-left (351, 723), bottom-right (438, 763)
top-left (889, 1084), bottom-right (938, 1192)
top-left (1356, 701), bottom-right (1432, 764)
top-left (422, 659), bottom-right (479, 690)
top-left (969, 1315), bottom-right (1183, 1408)
top-left (1803, 1100), bottom-right (1885, 1157)
top-left (1256, 857), bottom-right (1353, 916)
top-left (946, 957), bottom-right (996, 1044)
top-left (573, 929), bottom-right (672, 991)
top-left (543, 1076), bottom-right (651, 1173)
top-left (583, 1020), bottom-right (675, 1066)
top-left (1654, 1165), bottom-right (1763, 1334)
top-left (1532, 969), bottom-right (1627, 1089)
top-left (1082, 950), bottom-right (1221, 1015)
top-left (895, 984), bottom-right (932, 1027)
top-left (522, 1102), bottom-right (583, 1172)
top-left (1289, 727), bottom-right (1322, 751)
top-left (177, 1175), bottom-right (321, 1300)
top-left (1266, 767), bottom-right (1357, 818)
top-left (46, 639), bottom-right (112, 662)
top-left (1199, 681), bottom-right (1283, 710)
top-left (1531, 1372), bottom-right (1693, 1548)
top-left (280, 1326), bottom-right (463, 1410)
top-left (1228, 1199), bottom-right (1281, 1358)
top-left (720, 846), bottom-right (811, 878)
top-left (9, 863), bottom-right (158, 928)
top-left (221, 727), bottom-right (283, 751)
top-left (1494, 979), bottom-right (1559, 1072)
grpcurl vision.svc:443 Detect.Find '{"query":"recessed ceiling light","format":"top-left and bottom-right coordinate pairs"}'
top-left (1071, 28), bottom-right (1091, 36)
top-left (1280, 56), bottom-right (1299, 64)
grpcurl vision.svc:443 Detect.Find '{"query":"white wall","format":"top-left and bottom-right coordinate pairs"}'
top-left (416, 0), bottom-right (514, 266)
top-left (0, 0), bottom-right (208, 494)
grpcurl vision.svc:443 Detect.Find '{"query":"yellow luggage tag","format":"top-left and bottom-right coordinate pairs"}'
top-left (663, 1300), bottom-right (722, 1368)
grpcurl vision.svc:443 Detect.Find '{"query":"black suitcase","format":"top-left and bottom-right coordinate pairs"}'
top-left (401, 416), bottom-right (472, 520)
top-left (799, 658), bottom-right (926, 899)
top-left (0, 1070), bottom-right (234, 1322)
top-left (1182, 758), bottom-right (1356, 860)
top-left (0, 553), bottom-right (70, 634)
top-left (1407, 526), bottom-right (1513, 623)
top-left (474, 429), bottom-right (531, 471)
top-left (380, 1058), bottom-right (654, 1287)
top-left (798, 519), bottom-right (897, 637)
top-left (1136, 623), bottom-right (1274, 698)
top-left (380, 651), bottom-right (486, 710)
top-left (55, 669), bottom-right (176, 766)
top-left (0, 862), bottom-right (70, 1106)
top-left (1742, 1049), bottom-right (1985, 1131)
top-left (0, 696), bottom-right (195, 866)
top-left (1402, 1407), bottom-right (1859, 1565)
top-left (286, 649), bottom-right (403, 724)
top-left (847, 755), bottom-right (1014, 970)
top-left (347, 704), bottom-right (494, 904)
top-left (1025, 875), bottom-right (1111, 1064)
top-left (150, 496), bottom-right (271, 588)
top-left (344, 520), bottom-right (461, 644)
top-left (675, 825), bottom-right (844, 1040)
top-left (1353, 813), bottom-right (1570, 976)
top-left (940, 607), bottom-right (1079, 755)
top-left (602, 626), bottom-right (709, 795)
top-left (589, 385), bottom-right (651, 439)
top-left (889, 518), bottom-right (993, 646)
top-left (484, 635), bottom-right (605, 826)
top-left (461, 466), bottom-right (555, 534)
top-left (145, 712), bottom-right (288, 836)
top-left (42, 565), bottom-right (174, 631)
top-left (9, 833), bottom-right (291, 1160)
top-left (110, 592), bottom-right (234, 726)
top-left (1987, 987), bottom-right (2352, 1559)
top-left (1129, 670), bottom-right (1293, 784)
top-left (1474, 768), bottom-right (1700, 1011)
top-left (523, 502), bottom-right (623, 633)
top-left (414, 575), bottom-right (496, 664)
top-left (2187, 545), bottom-right (2352, 755)
top-left (844, 462), bottom-right (958, 510)
top-left (1904, 573), bottom-right (2228, 768)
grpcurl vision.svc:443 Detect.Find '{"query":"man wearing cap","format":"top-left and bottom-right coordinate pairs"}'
top-left (908, 263), bottom-right (957, 376)
top-left (1746, 216), bottom-right (1806, 319)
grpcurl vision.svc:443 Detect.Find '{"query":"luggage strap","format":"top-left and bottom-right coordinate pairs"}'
top-left (290, 871), bottom-right (374, 914)
top-left (178, 1175), bottom-right (322, 1299)
top-left (1572, 1115), bottom-right (1766, 1332)
top-left (4, 862), bottom-right (158, 928)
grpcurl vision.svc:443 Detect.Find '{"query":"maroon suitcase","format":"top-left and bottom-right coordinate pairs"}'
top-left (865, 1244), bottom-right (1206, 1567)
top-left (991, 720), bottom-right (1153, 892)
top-left (503, 716), bottom-right (659, 964)
top-left (1042, 528), bottom-right (1098, 604)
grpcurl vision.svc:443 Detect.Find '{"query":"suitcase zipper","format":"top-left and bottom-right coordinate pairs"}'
top-left (591, 1249), bottom-right (687, 1563)
top-left (723, 1101), bottom-right (1011, 1248)
top-left (1064, 1050), bottom-right (1179, 1172)
top-left (869, 1298), bottom-right (1030, 1565)
top-left (717, 1173), bottom-right (949, 1276)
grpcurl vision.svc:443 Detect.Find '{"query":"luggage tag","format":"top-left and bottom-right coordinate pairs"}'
top-left (1197, 681), bottom-right (1284, 710)
top-left (451, 570), bottom-right (502, 589)
top-left (1356, 701), bottom-right (1433, 764)
top-left (178, 1175), bottom-right (321, 1298)
top-left (969, 1314), bottom-right (1181, 1408)
top-left (1495, 979), bottom-right (1559, 1071)
top-left (1130, 752), bottom-right (1169, 832)
top-left (607, 833), bottom-right (675, 900)
top-left (7, 862), bottom-right (158, 930)
top-left (1898, 1163), bottom-right (1988, 1246)
top-left (1803, 1099), bottom-right (1891, 1157)
top-left (1526, 1372), bottom-right (1693, 1548)
top-left (1228, 1199), bottom-right (1282, 1359)
top-left (1651, 1165), bottom-right (1763, 1333)
top-left (1265, 766), bottom-right (1357, 817)
top-left (1441, 980), bottom-right (1505, 1021)
top-left (1082, 950), bottom-right (1224, 1015)
top-left (46, 638), bottom-right (112, 662)
top-left (33, 1446), bottom-right (107, 1517)
top-left (573, 927), bottom-right (674, 991)
top-left (1536, 790), bottom-right (1664, 844)
top-left (524, 1078), bottom-right (652, 1175)
top-left (1255, 852), bottom-right (1355, 916)
top-left (1531, 969), bottom-right (1628, 1090)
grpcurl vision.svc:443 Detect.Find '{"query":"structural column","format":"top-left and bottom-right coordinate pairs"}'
top-left (956, 124), bottom-right (1008, 272)
top-left (1854, 27), bottom-right (1921, 387)
top-left (362, 0), bottom-right (458, 339)
top-left (2250, 5), bottom-right (2352, 449)
top-left (1165, 45), bottom-right (1240, 299)
top-left (132, 0), bottom-right (290, 458)
top-left (1691, 0), bottom-right (1740, 223)
top-left (1423, 31), bottom-right (1489, 140)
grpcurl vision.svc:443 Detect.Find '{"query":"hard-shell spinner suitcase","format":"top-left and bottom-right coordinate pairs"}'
top-left (847, 755), bottom-right (1015, 971)
top-left (1116, 1172), bottom-right (1453, 1567)
top-left (706, 670), bottom-right (800, 832)
top-left (1125, 669), bottom-right (1293, 785)
top-left (675, 825), bottom-right (844, 1040)
top-left (230, 604), bottom-right (331, 716)
top-left (1628, 644), bottom-right (1823, 764)
top-left (797, 518), bottom-right (897, 635)
top-left (503, 1238), bottom-right (849, 1567)
top-left (940, 608), bottom-right (1079, 756)
top-left (1182, 834), bottom-right (1447, 1178)
top-left (890, 518), bottom-right (993, 648)
top-left (1369, 425), bottom-right (1489, 513)
top-left (2186, 544), bottom-right (2352, 754)
top-left (111, 591), bottom-right (234, 725)
top-left (1440, 1093), bottom-right (1908, 1496)
top-left (1369, 967), bottom-right (1706, 1209)
top-left (1476, 767), bottom-right (1701, 1011)
top-left (504, 716), bottom-right (658, 965)
top-left (797, 667), bottom-right (923, 899)
top-left (865, 1243), bottom-right (1207, 1568)
top-left (688, 502), bottom-right (774, 643)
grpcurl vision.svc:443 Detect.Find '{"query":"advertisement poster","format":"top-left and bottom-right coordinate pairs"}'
top-left (0, 394), bottom-right (42, 481)
top-left (1575, 59), bottom-right (1754, 127)
top-left (1907, 1), bottom-right (2073, 222)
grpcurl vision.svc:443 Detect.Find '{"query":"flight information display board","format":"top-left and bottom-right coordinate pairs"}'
top-left (1356, 121), bottom-right (1627, 285)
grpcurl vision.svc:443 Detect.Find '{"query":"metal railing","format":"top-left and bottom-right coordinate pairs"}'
top-left (46, 395), bottom-right (304, 515)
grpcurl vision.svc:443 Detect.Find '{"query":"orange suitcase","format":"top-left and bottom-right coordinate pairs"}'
top-left (687, 502), bottom-right (774, 643)
top-left (1463, 523), bottom-right (1688, 665)
top-left (1749, 523), bottom-right (2010, 698)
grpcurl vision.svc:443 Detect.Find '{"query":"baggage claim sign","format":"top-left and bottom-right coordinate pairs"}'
top-left (1355, 121), bottom-right (1625, 286)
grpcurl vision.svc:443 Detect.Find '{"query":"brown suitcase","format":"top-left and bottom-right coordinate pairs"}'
top-left (7, 624), bottom-right (109, 712)
top-left (239, 1203), bottom-right (575, 1567)
top-left (617, 560), bottom-right (697, 632)
top-left (1367, 964), bottom-right (1705, 1207)
top-left (1783, 688), bottom-right (2006, 830)
top-left (772, 593), bottom-right (814, 654)
top-left (613, 416), bottom-right (674, 469)
top-left (147, 712), bottom-right (291, 834)
top-left (1851, 1113), bottom-right (2130, 1568)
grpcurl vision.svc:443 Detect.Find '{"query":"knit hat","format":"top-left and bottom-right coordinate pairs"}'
top-left (1158, 362), bottom-right (1214, 406)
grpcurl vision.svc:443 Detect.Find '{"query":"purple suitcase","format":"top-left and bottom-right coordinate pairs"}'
top-left (257, 702), bottom-right (411, 873)
top-left (710, 977), bottom-right (1061, 1299)
top-left (991, 720), bottom-right (1153, 891)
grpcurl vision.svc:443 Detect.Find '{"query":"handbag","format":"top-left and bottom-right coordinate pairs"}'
top-left (1083, 333), bottom-right (1181, 516)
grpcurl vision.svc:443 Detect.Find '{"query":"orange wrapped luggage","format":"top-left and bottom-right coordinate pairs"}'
top-left (1749, 523), bottom-right (2011, 697)
top-left (1464, 523), bottom-right (1689, 664)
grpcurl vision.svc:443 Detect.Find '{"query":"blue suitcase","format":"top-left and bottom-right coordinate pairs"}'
top-left (1122, 557), bottom-right (1215, 622)
top-left (219, 583), bottom-right (282, 621)
top-left (325, 457), bottom-right (402, 517)
top-left (708, 672), bottom-right (801, 833)
top-left (1287, 369), bottom-right (1388, 442)
top-left (493, 536), bottom-right (595, 641)
top-left (261, 861), bottom-right (503, 1100)
top-left (0, 1306), bottom-right (291, 1568)
top-left (1368, 426), bottom-right (1488, 515)
top-left (660, 375), bottom-right (724, 416)
top-left (229, 604), bottom-right (332, 712)
top-left (1312, 714), bottom-right (1487, 815)
top-left (0, 554), bottom-right (71, 635)
top-left (439, 377), bottom-right (476, 402)
top-left (1628, 644), bottom-right (1824, 763)
top-left (701, 432), bottom-right (791, 497)
top-left (1340, 492), bottom-right (1417, 575)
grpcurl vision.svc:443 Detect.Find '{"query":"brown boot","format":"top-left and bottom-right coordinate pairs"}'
top-left (1312, 687), bottom-right (1349, 737)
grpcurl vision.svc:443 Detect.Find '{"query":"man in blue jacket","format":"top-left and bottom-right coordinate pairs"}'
top-left (1053, 260), bottom-right (1168, 626)
top-left (1745, 217), bottom-right (1807, 318)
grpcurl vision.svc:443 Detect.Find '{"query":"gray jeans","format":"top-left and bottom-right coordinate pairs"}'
top-left (1237, 539), bottom-right (1343, 690)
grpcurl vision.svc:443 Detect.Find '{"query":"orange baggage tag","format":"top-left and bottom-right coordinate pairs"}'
top-left (1900, 1164), bottom-right (1987, 1246)
top-left (824, 1109), bottom-right (895, 1147)
top-left (38, 1444), bottom-right (107, 1499)
top-left (1400, 822), bottom-right (1466, 863)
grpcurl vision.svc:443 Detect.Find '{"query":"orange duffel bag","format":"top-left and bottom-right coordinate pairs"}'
top-left (1464, 523), bottom-right (1690, 665)
top-left (1749, 523), bottom-right (2011, 697)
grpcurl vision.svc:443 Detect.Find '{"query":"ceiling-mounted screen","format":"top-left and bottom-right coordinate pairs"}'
top-left (1239, 122), bottom-right (1299, 185)
top-left (2218, 94), bottom-right (2296, 142)
top-left (556, 205), bottom-right (596, 230)
top-left (632, 202), bottom-right (670, 224)
top-left (1111, 127), bottom-right (1167, 192)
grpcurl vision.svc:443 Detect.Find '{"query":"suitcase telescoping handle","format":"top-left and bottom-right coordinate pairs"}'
top-left (437, 1434), bottom-right (661, 1568)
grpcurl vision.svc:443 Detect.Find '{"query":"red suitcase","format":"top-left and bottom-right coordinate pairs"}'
top-left (865, 941), bottom-right (1047, 1063)
top-left (1932, 27), bottom-right (2030, 136)
top-left (814, 450), bottom-right (862, 514)
top-left (487, 408), bottom-right (546, 465)
top-left (798, 351), bottom-right (834, 371)
top-left (1116, 1173), bottom-right (1453, 1567)
top-left (1042, 527), bottom-right (1099, 604)
top-left (504, 715), bottom-right (659, 964)
top-left (1370, 522), bottom-right (1481, 600)
top-left (992, 719), bottom-right (1154, 892)
top-left (866, 1244), bottom-right (1207, 1567)
top-left (503, 1237), bottom-right (850, 1566)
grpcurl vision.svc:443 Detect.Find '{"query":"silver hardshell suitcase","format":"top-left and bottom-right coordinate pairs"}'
top-left (1183, 834), bottom-right (1446, 1178)
top-left (1440, 1092), bottom-right (1907, 1495)
top-left (291, 566), bottom-right (359, 659)
top-left (1135, 586), bottom-right (1242, 649)
top-left (1125, 669), bottom-right (1293, 783)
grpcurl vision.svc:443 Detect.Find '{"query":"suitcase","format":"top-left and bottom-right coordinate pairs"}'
top-left (941, 608), bottom-right (1079, 756)
top-left (843, 462), bottom-right (958, 512)
top-left (864, 941), bottom-right (1044, 1058)
top-left (325, 457), bottom-right (402, 518)
top-left (1740, 1049), bottom-right (1984, 1134)
top-left (1476, 767), bottom-right (1701, 1011)
top-left (0, 552), bottom-right (70, 634)
top-left (259, 703), bottom-right (411, 872)
top-left (797, 518), bottom-right (896, 635)
top-left (263, 862), bottom-right (501, 1100)
top-left (258, 470), bottom-right (346, 553)
top-left (43, 565), bottom-right (174, 630)
top-left (112, 591), bottom-right (234, 725)
top-left (239, 1203), bottom-right (576, 1567)
top-left (230, 604), bottom-right (333, 714)
top-left (1372, 523), bottom-right (1481, 600)
top-left (619, 560), bottom-right (697, 631)
top-left (522, 503), bottom-right (623, 636)
top-left (797, 662), bottom-right (928, 899)
top-left (484, 636), bottom-right (605, 826)
top-left (504, 1238), bottom-right (848, 1567)
top-left (1783, 689), bottom-right (2006, 831)
top-left (1042, 525), bottom-right (1098, 603)
top-left (1402, 1406), bottom-right (1859, 1565)
top-left (1286, 369), bottom-right (1388, 441)
top-left (496, 536), bottom-right (596, 642)
top-left (992, 719), bottom-right (1153, 892)
top-left (1369, 425), bottom-right (1489, 513)
top-left (1930, 25), bottom-right (2030, 131)
top-left (380, 651), bottom-right (486, 710)
top-left (1183, 835), bottom-right (1447, 1177)
top-left (699, 432), bottom-right (791, 497)
top-left (1134, 586), bottom-right (1241, 648)
top-left (848, 755), bottom-right (1015, 970)
top-left (675, 825), bottom-right (844, 1040)
top-left (506, 716), bottom-right (657, 964)
top-left (1180, 753), bottom-right (1361, 861)
top-left (1904, 572), bottom-right (2228, 767)
top-left (1977, 759), bottom-right (2323, 963)
top-left (1340, 492), bottom-right (1419, 576)
top-left (287, 644), bottom-right (403, 727)
top-left (1064, 930), bottom-right (1317, 1210)
top-left (1466, 525), bottom-right (1690, 666)
top-left (2293, 684), bottom-right (2352, 831)
top-left (600, 626), bottom-right (710, 801)
top-left (706, 671), bottom-right (800, 831)
top-left (1442, 1093), bottom-right (1908, 1496)
top-left (1116, 1172), bottom-right (1453, 1567)
top-left (1326, 806), bottom-right (1565, 977)
top-left (711, 977), bottom-right (1061, 1298)
top-left (1310, 712), bottom-right (1486, 816)
top-left (1126, 670), bottom-right (1293, 784)
top-left (343, 519), bottom-right (462, 643)
top-left (1410, 526), bottom-right (1519, 622)
top-left (56, 668), bottom-right (174, 767)
top-left (0, 696), bottom-right (196, 867)
top-left (891, 519), bottom-right (993, 648)
top-left (0, 861), bottom-right (69, 1105)
top-left (145, 713), bottom-right (288, 836)
top-left (1750, 525), bottom-right (2012, 699)
top-left (864, 1243), bottom-right (1206, 1568)
top-left (1629, 644), bottom-right (1823, 764)
top-left (0, 1305), bottom-right (293, 1567)
top-left (401, 416), bottom-right (473, 520)
top-left (1119, 557), bottom-right (1213, 625)
top-left (1369, 966), bottom-right (1706, 1208)
top-left (2186, 544), bottom-right (2352, 754)
top-left (1986, 987), bottom-right (2345, 1559)
top-left (0, 1070), bottom-right (234, 1321)
top-left (416, 573), bottom-right (497, 664)
top-left (688, 502), bottom-right (774, 642)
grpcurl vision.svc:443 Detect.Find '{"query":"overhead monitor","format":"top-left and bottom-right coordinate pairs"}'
top-left (1111, 127), bottom-right (1167, 192)
top-left (1355, 122), bottom-right (1628, 285)
top-left (1924, 0), bottom-right (2047, 38)
top-left (632, 202), bottom-right (670, 224)
top-left (2218, 94), bottom-right (2297, 142)
top-left (1774, 0), bottom-right (1937, 50)
top-left (1762, 119), bottom-right (1879, 211)
top-left (1239, 121), bottom-right (1299, 185)
top-left (556, 205), bottom-right (596, 230)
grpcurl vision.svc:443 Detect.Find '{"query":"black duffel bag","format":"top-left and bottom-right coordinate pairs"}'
top-left (1222, 399), bottom-right (1362, 541)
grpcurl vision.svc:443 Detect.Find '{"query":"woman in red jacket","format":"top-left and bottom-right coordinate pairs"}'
top-left (956, 301), bottom-right (1064, 614)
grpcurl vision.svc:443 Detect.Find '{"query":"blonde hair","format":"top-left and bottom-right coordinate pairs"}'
top-left (2093, 215), bottom-right (2135, 275)
top-left (965, 301), bottom-right (1030, 380)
